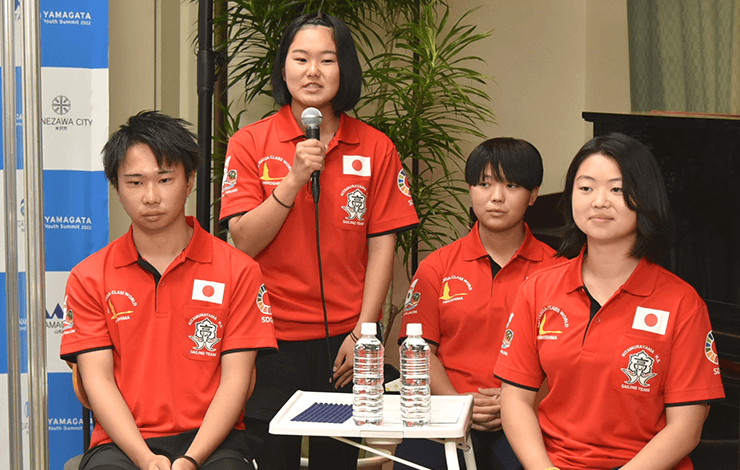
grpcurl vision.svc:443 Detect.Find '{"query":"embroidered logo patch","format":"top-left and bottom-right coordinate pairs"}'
top-left (257, 155), bottom-right (291, 187)
top-left (621, 349), bottom-right (657, 388)
top-left (189, 318), bottom-right (221, 353)
top-left (705, 331), bottom-right (719, 364)
top-left (438, 282), bottom-right (467, 302)
top-left (105, 290), bottom-right (137, 324)
top-left (342, 188), bottom-right (367, 222)
top-left (501, 329), bottom-right (514, 349)
top-left (257, 284), bottom-right (272, 318)
top-left (536, 306), bottom-right (569, 340)
top-left (501, 313), bottom-right (515, 349)
top-left (397, 169), bottom-right (411, 197)
top-left (62, 295), bottom-right (74, 332)
top-left (221, 156), bottom-right (237, 193)
top-left (439, 275), bottom-right (472, 304)
top-left (221, 155), bottom-right (238, 195)
top-left (403, 280), bottom-right (420, 313)
top-left (108, 299), bottom-right (133, 321)
top-left (538, 311), bottom-right (562, 336)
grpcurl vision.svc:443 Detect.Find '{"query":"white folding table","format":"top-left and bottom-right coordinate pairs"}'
top-left (269, 390), bottom-right (476, 470)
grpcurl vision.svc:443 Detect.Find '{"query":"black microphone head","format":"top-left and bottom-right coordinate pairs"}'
top-left (301, 107), bottom-right (323, 129)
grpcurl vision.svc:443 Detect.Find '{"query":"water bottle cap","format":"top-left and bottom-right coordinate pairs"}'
top-left (361, 322), bottom-right (377, 336)
top-left (406, 323), bottom-right (423, 336)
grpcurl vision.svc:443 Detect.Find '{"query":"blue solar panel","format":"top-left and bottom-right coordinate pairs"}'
top-left (291, 402), bottom-right (353, 424)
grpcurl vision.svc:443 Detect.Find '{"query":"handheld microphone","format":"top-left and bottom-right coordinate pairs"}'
top-left (301, 107), bottom-right (323, 202)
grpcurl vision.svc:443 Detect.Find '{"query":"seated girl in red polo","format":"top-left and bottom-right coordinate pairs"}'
top-left (494, 132), bottom-right (725, 470)
top-left (394, 137), bottom-right (560, 470)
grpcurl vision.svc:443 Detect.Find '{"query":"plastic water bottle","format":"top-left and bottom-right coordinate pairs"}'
top-left (353, 322), bottom-right (384, 425)
top-left (400, 323), bottom-right (431, 426)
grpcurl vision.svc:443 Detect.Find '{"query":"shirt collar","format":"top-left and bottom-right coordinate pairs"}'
top-left (517, 224), bottom-right (548, 262)
top-left (274, 104), bottom-right (358, 148)
top-left (563, 248), bottom-right (586, 294)
top-left (460, 222), bottom-right (488, 261)
top-left (563, 246), bottom-right (657, 297)
top-left (275, 105), bottom-right (305, 143)
top-left (113, 216), bottom-right (212, 268)
top-left (332, 112), bottom-right (359, 146)
top-left (620, 256), bottom-right (657, 297)
top-left (182, 216), bottom-right (213, 263)
top-left (461, 222), bottom-right (546, 263)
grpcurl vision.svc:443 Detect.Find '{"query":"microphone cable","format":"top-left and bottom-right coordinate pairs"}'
top-left (313, 165), bottom-right (360, 470)
top-left (301, 107), bottom-right (338, 392)
top-left (307, 120), bottom-right (361, 470)
top-left (312, 188), bottom-right (336, 392)
top-left (302, 108), bottom-right (358, 470)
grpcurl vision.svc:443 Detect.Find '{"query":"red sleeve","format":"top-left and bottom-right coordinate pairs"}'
top-left (493, 279), bottom-right (545, 390)
top-left (663, 300), bottom-right (725, 404)
top-left (222, 255), bottom-right (277, 352)
top-left (219, 129), bottom-right (265, 221)
top-left (400, 257), bottom-right (442, 345)
top-left (60, 266), bottom-right (112, 362)
top-left (366, 142), bottom-right (418, 235)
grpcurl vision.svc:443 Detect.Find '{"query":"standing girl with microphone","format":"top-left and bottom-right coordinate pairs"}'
top-left (494, 133), bottom-right (725, 470)
top-left (219, 13), bottom-right (419, 470)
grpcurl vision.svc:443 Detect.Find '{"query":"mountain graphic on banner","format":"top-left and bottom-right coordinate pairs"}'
top-left (47, 303), bottom-right (64, 320)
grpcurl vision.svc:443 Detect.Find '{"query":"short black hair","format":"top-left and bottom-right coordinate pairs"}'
top-left (102, 110), bottom-right (201, 189)
top-left (465, 137), bottom-right (543, 191)
top-left (557, 132), bottom-right (673, 263)
top-left (272, 13), bottom-right (362, 114)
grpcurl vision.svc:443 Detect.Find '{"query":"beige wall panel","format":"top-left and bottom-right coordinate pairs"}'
top-left (585, 1), bottom-right (630, 115)
top-left (108, 0), bottom-right (199, 240)
top-left (450, 0), bottom-right (588, 196)
top-left (108, 0), bottom-right (156, 240)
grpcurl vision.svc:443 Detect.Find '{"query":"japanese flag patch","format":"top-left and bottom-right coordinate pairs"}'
top-left (343, 155), bottom-right (371, 176)
top-left (192, 279), bottom-right (225, 304)
top-left (632, 306), bottom-right (669, 335)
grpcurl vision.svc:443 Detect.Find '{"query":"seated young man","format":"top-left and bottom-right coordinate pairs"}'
top-left (60, 111), bottom-right (277, 470)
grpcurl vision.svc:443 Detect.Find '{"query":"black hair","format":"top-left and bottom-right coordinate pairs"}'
top-left (102, 110), bottom-right (201, 189)
top-left (271, 13), bottom-right (362, 114)
top-left (557, 132), bottom-right (673, 263)
top-left (465, 137), bottom-right (544, 190)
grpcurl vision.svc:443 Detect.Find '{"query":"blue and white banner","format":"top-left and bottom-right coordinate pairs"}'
top-left (0, 1), bottom-right (109, 468)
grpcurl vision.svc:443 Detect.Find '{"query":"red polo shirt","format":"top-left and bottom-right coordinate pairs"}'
top-left (60, 217), bottom-right (277, 448)
top-left (494, 251), bottom-right (725, 470)
top-left (220, 105), bottom-right (419, 340)
top-left (400, 223), bottom-right (558, 392)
